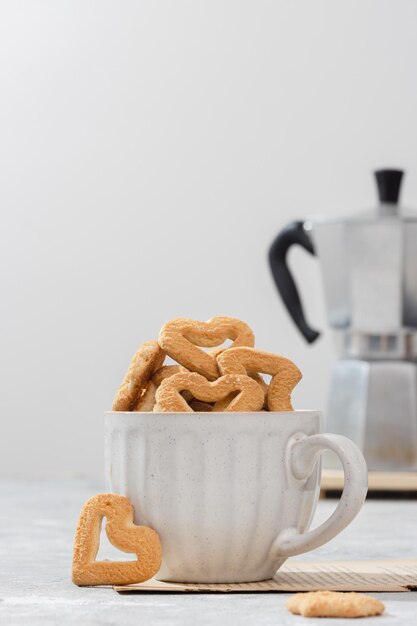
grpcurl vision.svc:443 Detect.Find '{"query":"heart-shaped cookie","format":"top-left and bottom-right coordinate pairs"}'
top-left (112, 341), bottom-right (165, 411)
top-left (158, 317), bottom-right (255, 381)
top-left (154, 371), bottom-right (264, 412)
top-left (217, 347), bottom-right (302, 411)
top-left (72, 493), bottom-right (162, 586)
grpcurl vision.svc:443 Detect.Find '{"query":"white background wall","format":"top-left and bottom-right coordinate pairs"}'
top-left (2, 0), bottom-right (417, 478)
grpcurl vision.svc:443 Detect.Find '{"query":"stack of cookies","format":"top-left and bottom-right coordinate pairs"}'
top-left (112, 316), bottom-right (302, 413)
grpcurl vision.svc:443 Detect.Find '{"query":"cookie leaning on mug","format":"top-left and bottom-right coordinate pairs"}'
top-left (72, 493), bottom-right (162, 586)
top-left (286, 591), bottom-right (385, 618)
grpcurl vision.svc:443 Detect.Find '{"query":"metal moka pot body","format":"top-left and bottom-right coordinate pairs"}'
top-left (269, 170), bottom-right (417, 470)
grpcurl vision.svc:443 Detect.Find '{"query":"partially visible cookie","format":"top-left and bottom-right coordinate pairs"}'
top-left (131, 381), bottom-right (157, 411)
top-left (151, 364), bottom-right (193, 404)
top-left (286, 590), bottom-right (385, 618)
top-left (112, 341), bottom-right (165, 411)
top-left (154, 371), bottom-right (264, 412)
top-left (217, 347), bottom-right (301, 411)
top-left (151, 364), bottom-right (187, 386)
top-left (159, 316), bottom-right (255, 381)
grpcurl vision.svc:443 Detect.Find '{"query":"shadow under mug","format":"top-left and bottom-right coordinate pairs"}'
top-left (105, 410), bottom-right (367, 583)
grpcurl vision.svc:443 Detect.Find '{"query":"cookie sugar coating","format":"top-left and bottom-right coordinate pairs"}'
top-left (158, 317), bottom-right (255, 381)
top-left (217, 347), bottom-right (301, 411)
top-left (72, 493), bottom-right (162, 586)
top-left (286, 590), bottom-right (385, 618)
top-left (154, 371), bottom-right (264, 412)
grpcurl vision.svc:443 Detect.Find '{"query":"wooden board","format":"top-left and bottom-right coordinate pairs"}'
top-left (321, 469), bottom-right (417, 497)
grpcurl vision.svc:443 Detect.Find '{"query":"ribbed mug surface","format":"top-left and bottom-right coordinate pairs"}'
top-left (105, 411), bottom-right (321, 583)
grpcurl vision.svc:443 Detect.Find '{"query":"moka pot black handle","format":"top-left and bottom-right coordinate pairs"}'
top-left (268, 221), bottom-right (320, 343)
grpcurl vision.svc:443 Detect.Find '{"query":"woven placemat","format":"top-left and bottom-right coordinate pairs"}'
top-left (114, 559), bottom-right (417, 593)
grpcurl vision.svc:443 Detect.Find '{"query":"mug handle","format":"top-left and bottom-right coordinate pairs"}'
top-left (272, 432), bottom-right (368, 558)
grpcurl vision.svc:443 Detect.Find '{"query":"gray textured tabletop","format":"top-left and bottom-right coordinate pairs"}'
top-left (1, 480), bottom-right (416, 625)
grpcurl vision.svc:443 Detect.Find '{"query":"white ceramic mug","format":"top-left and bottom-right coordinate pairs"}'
top-left (105, 411), bottom-right (367, 583)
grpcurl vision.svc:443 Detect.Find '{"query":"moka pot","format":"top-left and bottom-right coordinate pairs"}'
top-left (269, 169), bottom-right (417, 470)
